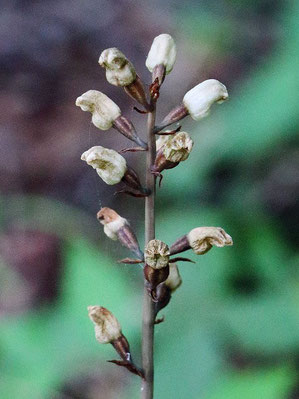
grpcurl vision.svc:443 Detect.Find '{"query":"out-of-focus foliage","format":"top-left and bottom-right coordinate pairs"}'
top-left (0, 0), bottom-right (298, 398)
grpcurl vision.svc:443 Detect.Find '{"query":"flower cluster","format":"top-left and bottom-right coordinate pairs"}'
top-left (77, 33), bottom-right (233, 382)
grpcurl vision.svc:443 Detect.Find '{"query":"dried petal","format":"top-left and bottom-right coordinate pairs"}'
top-left (81, 146), bottom-right (126, 185)
top-left (76, 90), bottom-right (121, 130)
top-left (146, 34), bottom-right (176, 74)
top-left (99, 48), bottom-right (136, 87)
top-left (187, 227), bottom-right (233, 255)
top-left (183, 79), bottom-right (228, 121)
top-left (88, 306), bottom-right (122, 344)
top-left (144, 239), bottom-right (170, 269)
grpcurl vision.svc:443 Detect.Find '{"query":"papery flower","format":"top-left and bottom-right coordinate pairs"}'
top-left (97, 207), bottom-right (128, 240)
top-left (187, 227), bottom-right (233, 254)
top-left (81, 146), bottom-right (126, 185)
top-left (170, 226), bottom-right (233, 255)
top-left (88, 306), bottom-right (122, 344)
top-left (154, 79), bottom-right (228, 133)
top-left (99, 48), bottom-right (136, 87)
top-left (146, 34), bottom-right (176, 75)
top-left (76, 90), bottom-right (120, 130)
top-left (164, 263), bottom-right (182, 292)
top-left (97, 207), bottom-right (143, 258)
top-left (144, 239), bottom-right (170, 269)
top-left (161, 131), bottom-right (193, 163)
top-left (183, 79), bottom-right (228, 121)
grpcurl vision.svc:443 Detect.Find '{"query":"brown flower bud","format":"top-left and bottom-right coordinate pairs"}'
top-left (97, 207), bottom-right (143, 259)
top-left (170, 227), bottom-right (233, 255)
top-left (144, 263), bottom-right (169, 290)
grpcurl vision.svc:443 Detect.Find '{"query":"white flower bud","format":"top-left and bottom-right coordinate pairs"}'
top-left (76, 90), bottom-right (121, 130)
top-left (144, 239), bottom-right (170, 269)
top-left (97, 207), bottom-right (127, 241)
top-left (81, 146), bottom-right (126, 185)
top-left (165, 263), bottom-right (182, 292)
top-left (183, 79), bottom-right (228, 121)
top-left (187, 227), bottom-right (233, 255)
top-left (162, 131), bottom-right (193, 163)
top-left (88, 306), bottom-right (122, 344)
top-left (99, 48), bottom-right (136, 87)
top-left (146, 34), bottom-right (176, 74)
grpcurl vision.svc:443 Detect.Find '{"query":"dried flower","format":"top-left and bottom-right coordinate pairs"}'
top-left (99, 48), bottom-right (136, 87)
top-left (146, 34), bottom-right (176, 80)
top-left (170, 226), bottom-right (233, 255)
top-left (183, 79), bottom-right (228, 121)
top-left (88, 306), bottom-right (122, 344)
top-left (188, 226), bottom-right (233, 254)
top-left (161, 131), bottom-right (193, 163)
top-left (76, 90), bottom-right (147, 147)
top-left (144, 239), bottom-right (170, 269)
top-left (81, 146), bottom-right (126, 185)
top-left (97, 207), bottom-right (127, 240)
top-left (97, 207), bottom-right (143, 258)
top-left (76, 90), bottom-right (121, 130)
top-left (165, 263), bottom-right (182, 292)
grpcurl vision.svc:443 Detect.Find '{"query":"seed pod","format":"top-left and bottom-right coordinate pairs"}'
top-left (144, 239), bottom-right (170, 269)
top-left (97, 207), bottom-right (143, 258)
top-left (183, 79), bottom-right (228, 121)
top-left (99, 48), bottom-right (150, 111)
top-left (146, 34), bottom-right (176, 84)
top-left (144, 263), bottom-right (169, 290)
top-left (170, 226), bottom-right (233, 256)
top-left (154, 263), bottom-right (182, 314)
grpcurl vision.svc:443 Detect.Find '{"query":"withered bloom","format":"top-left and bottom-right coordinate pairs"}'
top-left (170, 226), bottom-right (233, 256)
top-left (81, 146), bottom-right (126, 185)
top-left (152, 131), bottom-right (193, 175)
top-left (154, 79), bottom-right (228, 133)
top-left (146, 33), bottom-right (176, 85)
top-left (88, 306), bottom-right (132, 364)
top-left (97, 207), bottom-right (143, 259)
top-left (88, 306), bottom-right (122, 344)
top-left (81, 146), bottom-right (146, 193)
top-left (99, 48), bottom-right (150, 111)
top-left (76, 90), bottom-right (147, 148)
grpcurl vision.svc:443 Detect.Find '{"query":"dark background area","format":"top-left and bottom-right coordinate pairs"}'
top-left (0, 0), bottom-right (298, 398)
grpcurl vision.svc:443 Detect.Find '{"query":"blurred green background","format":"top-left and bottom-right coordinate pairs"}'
top-left (0, 0), bottom-right (298, 398)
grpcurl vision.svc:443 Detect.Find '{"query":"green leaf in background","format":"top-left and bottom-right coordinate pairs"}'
top-left (206, 366), bottom-right (296, 399)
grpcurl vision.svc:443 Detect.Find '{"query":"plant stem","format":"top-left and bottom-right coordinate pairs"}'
top-left (141, 105), bottom-right (156, 398)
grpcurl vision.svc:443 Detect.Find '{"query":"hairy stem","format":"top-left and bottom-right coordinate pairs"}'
top-left (141, 105), bottom-right (156, 398)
